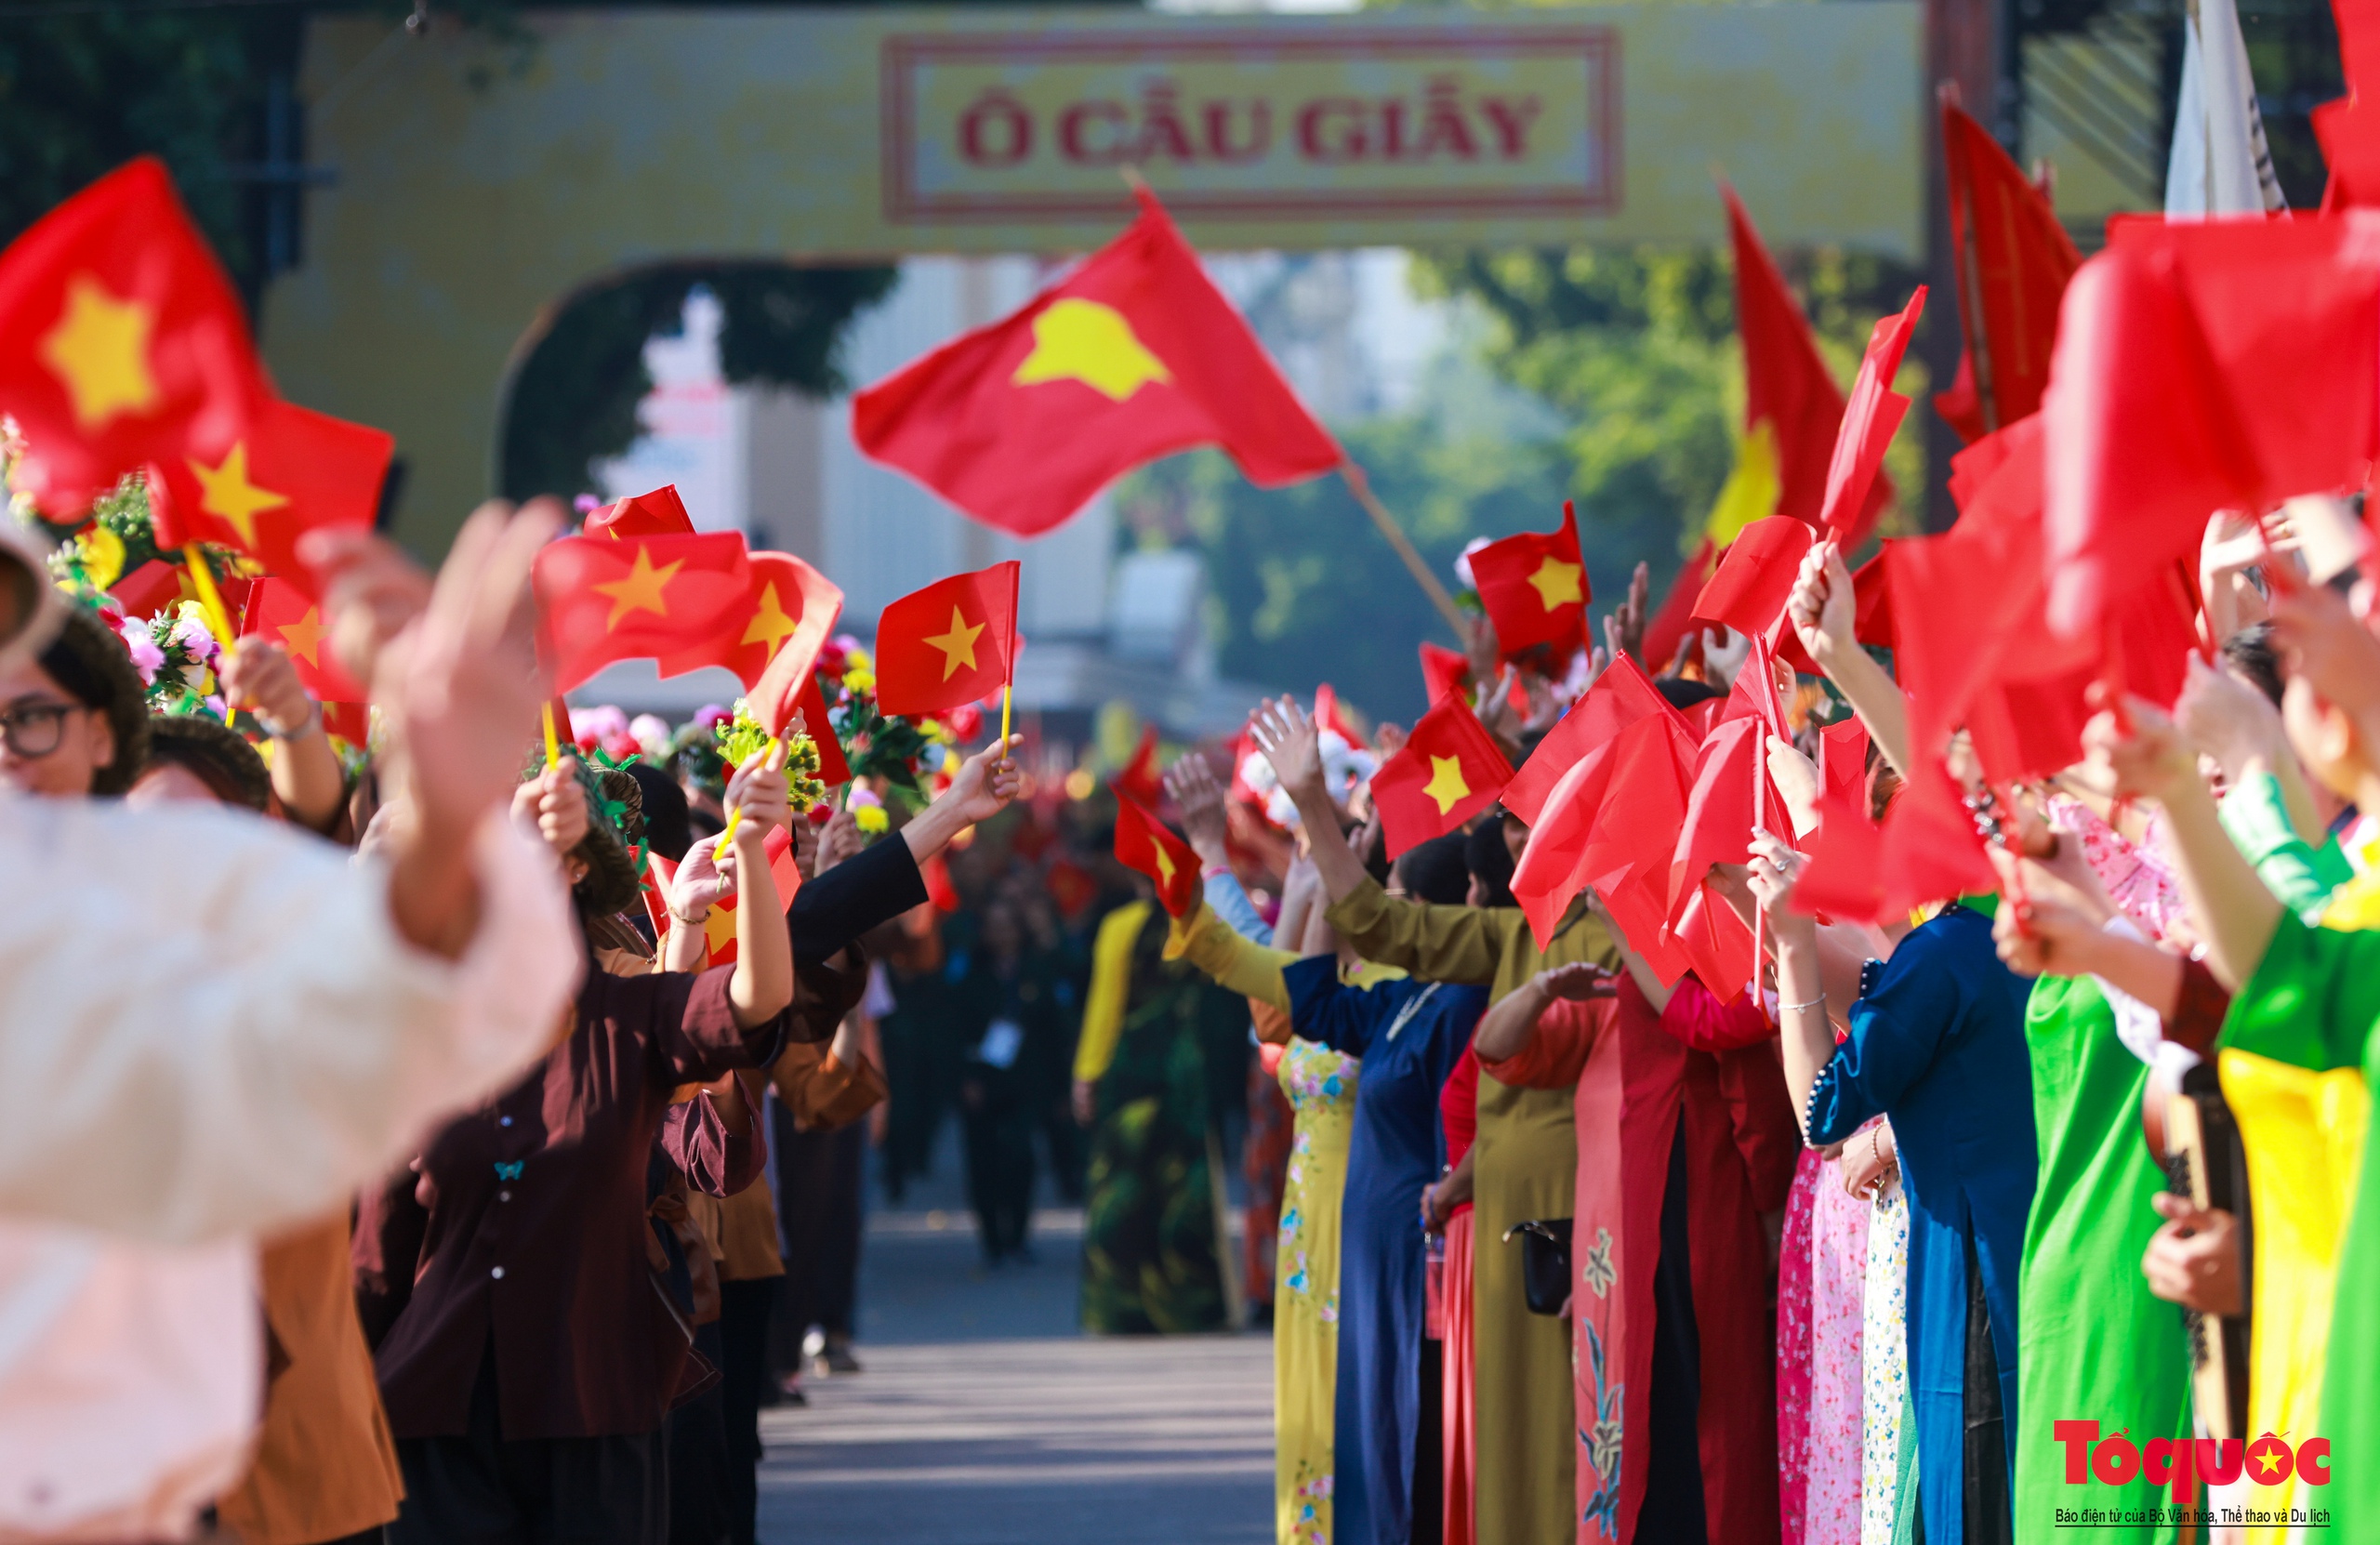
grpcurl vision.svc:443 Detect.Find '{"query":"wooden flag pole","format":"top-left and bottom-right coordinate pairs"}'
top-left (1340, 464), bottom-right (1474, 646)
top-left (180, 544), bottom-right (237, 648)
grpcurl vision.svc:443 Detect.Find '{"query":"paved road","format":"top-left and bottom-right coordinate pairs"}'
top-left (757, 1185), bottom-right (1273, 1544)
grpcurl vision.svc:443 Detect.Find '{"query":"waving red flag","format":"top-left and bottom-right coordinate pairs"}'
top-left (240, 574), bottom-right (367, 705)
top-left (873, 561), bottom-right (1021, 719)
top-left (1114, 790), bottom-right (1198, 917)
top-left (854, 190), bottom-right (1341, 536)
top-left (1818, 286), bottom-right (1925, 547)
top-left (1934, 100), bottom-right (2080, 441)
top-left (0, 158), bottom-right (266, 517)
top-left (150, 396), bottom-right (393, 599)
top-left (533, 533), bottom-right (757, 694)
top-left (1419, 641), bottom-right (1470, 705)
top-left (1723, 185), bottom-right (1883, 533)
top-left (1372, 694), bottom-right (1514, 861)
top-left (2042, 218), bottom-right (2377, 635)
top-left (587, 483), bottom-right (694, 540)
top-left (649, 548), bottom-right (847, 751)
top-left (1691, 515), bottom-right (1813, 640)
top-left (1502, 653), bottom-right (1681, 826)
top-left (1114, 725), bottom-right (1163, 807)
top-left (1470, 501), bottom-right (1589, 658)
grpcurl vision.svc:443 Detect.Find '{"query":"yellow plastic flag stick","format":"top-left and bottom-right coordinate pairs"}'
top-left (179, 544), bottom-right (236, 648)
top-left (999, 682), bottom-right (1012, 754)
top-left (712, 734), bottom-right (782, 858)
top-left (542, 702), bottom-right (561, 771)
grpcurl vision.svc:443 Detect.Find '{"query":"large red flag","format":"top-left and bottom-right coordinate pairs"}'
top-left (651, 548), bottom-right (847, 753)
top-left (1691, 515), bottom-right (1813, 640)
top-left (1114, 791), bottom-right (1199, 917)
top-left (854, 190), bottom-right (1342, 536)
top-left (1470, 501), bottom-right (1589, 658)
top-left (1934, 100), bottom-right (2082, 442)
top-left (873, 561), bottom-right (1021, 719)
top-left (0, 158), bottom-right (266, 517)
top-left (1372, 694), bottom-right (1514, 861)
top-left (1723, 185), bottom-right (1886, 534)
top-left (532, 533), bottom-right (757, 694)
top-left (150, 396), bottom-right (393, 600)
top-left (2042, 218), bottom-right (2378, 635)
top-left (240, 575), bottom-right (367, 705)
top-left (1818, 287), bottom-right (1925, 547)
top-left (1502, 653), bottom-right (1681, 826)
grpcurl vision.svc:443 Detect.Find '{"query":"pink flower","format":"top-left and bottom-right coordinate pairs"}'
top-left (113, 619), bottom-right (165, 684)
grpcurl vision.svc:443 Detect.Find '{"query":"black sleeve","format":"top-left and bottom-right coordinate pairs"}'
top-left (787, 834), bottom-right (929, 964)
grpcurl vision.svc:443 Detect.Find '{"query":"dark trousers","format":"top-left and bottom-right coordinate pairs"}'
top-left (1639, 1120), bottom-right (1709, 1545)
top-left (1413, 1340), bottom-right (1444, 1545)
top-left (768, 1106), bottom-right (866, 1375)
top-left (1964, 1233), bottom-right (2014, 1545)
top-left (391, 1350), bottom-right (665, 1545)
top-left (961, 1076), bottom-right (1036, 1260)
top-left (717, 1278), bottom-right (779, 1545)
top-left (666, 1321), bottom-right (732, 1545)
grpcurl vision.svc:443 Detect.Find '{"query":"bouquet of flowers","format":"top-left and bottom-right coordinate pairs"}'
top-left (813, 636), bottom-right (967, 792)
top-left (118, 601), bottom-right (227, 719)
top-left (716, 700), bottom-right (828, 816)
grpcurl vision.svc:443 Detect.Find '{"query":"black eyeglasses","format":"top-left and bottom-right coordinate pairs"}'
top-left (0, 701), bottom-right (87, 759)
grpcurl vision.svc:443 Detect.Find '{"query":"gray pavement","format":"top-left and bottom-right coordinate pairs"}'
top-left (756, 1155), bottom-right (1273, 1544)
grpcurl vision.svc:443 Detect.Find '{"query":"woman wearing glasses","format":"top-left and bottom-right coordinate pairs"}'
top-left (0, 604), bottom-right (149, 798)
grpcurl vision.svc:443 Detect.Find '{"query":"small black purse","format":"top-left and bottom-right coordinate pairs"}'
top-left (1501, 1219), bottom-right (1573, 1316)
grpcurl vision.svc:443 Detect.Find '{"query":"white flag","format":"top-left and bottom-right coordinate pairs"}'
top-left (2166, 0), bottom-right (2288, 216)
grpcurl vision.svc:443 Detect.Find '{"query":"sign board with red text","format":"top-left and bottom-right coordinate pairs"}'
top-left (269, 5), bottom-right (1920, 552)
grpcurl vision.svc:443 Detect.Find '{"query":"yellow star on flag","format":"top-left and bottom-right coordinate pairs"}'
top-left (187, 442), bottom-right (289, 548)
top-left (1012, 298), bottom-right (1173, 403)
top-left (1527, 557), bottom-right (1584, 612)
top-left (924, 606), bottom-right (985, 680)
top-left (702, 898), bottom-right (739, 961)
top-left (1151, 837), bottom-right (1177, 889)
top-left (41, 274), bottom-right (160, 429)
top-left (1422, 754), bottom-right (1473, 815)
top-left (593, 546), bottom-right (684, 629)
top-left (741, 583), bottom-right (798, 656)
top-left (275, 605), bottom-right (328, 667)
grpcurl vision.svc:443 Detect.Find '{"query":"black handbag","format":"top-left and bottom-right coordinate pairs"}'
top-left (1501, 1219), bottom-right (1573, 1316)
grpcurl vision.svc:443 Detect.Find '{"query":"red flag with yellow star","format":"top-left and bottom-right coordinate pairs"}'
top-left (240, 574), bottom-right (367, 704)
top-left (532, 532), bottom-right (757, 694)
top-left (149, 396), bottom-right (393, 599)
top-left (1469, 501), bottom-right (1588, 659)
top-left (0, 158), bottom-right (268, 517)
top-left (1113, 789), bottom-right (1198, 918)
top-left (853, 190), bottom-right (1341, 536)
top-left (872, 561), bottom-right (1019, 719)
top-left (1369, 694), bottom-right (1514, 861)
top-left (654, 548), bottom-right (849, 755)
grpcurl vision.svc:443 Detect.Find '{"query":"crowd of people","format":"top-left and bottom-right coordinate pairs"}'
top-left (1051, 527), bottom-right (2380, 1545)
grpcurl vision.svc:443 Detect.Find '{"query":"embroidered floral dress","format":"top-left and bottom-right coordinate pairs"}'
top-left (1275, 1038), bottom-right (1359, 1545)
top-left (1861, 1158), bottom-right (1913, 1545)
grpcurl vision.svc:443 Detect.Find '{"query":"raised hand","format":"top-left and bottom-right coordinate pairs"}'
top-left (1249, 696), bottom-right (1325, 805)
top-left (2081, 696), bottom-right (2194, 803)
top-left (724, 740), bottom-right (793, 838)
top-left (945, 734), bottom-right (1024, 825)
top-left (1786, 540), bottom-right (1858, 668)
top-left (815, 807), bottom-right (866, 875)
top-left (670, 833), bottom-right (741, 919)
top-left (217, 639), bottom-right (316, 737)
top-left (1539, 961), bottom-right (1617, 1001)
top-left (1609, 561), bottom-right (1650, 665)
top-left (1164, 752), bottom-right (1231, 867)
top-left (1765, 733), bottom-right (1822, 838)
top-left (1990, 891), bottom-right (2105, 977)
top-left (509, 755), bottom-right (590, 859)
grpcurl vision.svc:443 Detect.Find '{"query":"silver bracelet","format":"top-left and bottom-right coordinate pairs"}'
top-left (1782, 993), bottom-right (1828, 1014)
top-left (257, 701), bottom-right (323, 741)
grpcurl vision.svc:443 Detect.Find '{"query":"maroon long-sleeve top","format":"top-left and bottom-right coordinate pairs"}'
top-left (367, 964), bottom-right (787, 1441)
